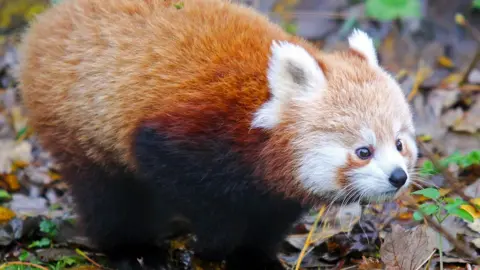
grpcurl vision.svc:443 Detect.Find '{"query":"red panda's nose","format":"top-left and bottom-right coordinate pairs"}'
top-left (389, 168), bottom-right (407, 188)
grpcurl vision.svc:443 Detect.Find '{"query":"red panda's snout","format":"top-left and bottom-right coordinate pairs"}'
top-left (252, 29), bottom-right (418, 204)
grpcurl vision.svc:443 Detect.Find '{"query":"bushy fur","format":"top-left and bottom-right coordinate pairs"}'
top-left (18, 0), bottom-right (417, 269)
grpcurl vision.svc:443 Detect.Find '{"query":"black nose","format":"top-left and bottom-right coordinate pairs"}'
top-left (389, 168), bottom-right (408, 188)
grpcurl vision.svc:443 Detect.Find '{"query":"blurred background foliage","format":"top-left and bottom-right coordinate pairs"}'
top-left (1, 0), bottom-right (479, 36)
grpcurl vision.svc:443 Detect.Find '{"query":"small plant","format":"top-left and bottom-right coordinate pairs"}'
top-left (365, 0), bottom-right (422, 21)
top-left (411, 188), bottom-right (474, 223)
top-left (411, 150), bottom-right (479, 270)
top-left (419, 150), bottom-right (480, 176)
top-left (474, 0), bottom-right (480, 10)
top-left (411, 188), bottom-right (474, 270)
top-left (28, 219), bottom-right (58, 249)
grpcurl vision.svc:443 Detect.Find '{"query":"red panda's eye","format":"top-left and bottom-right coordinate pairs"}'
top-left (355, 147), bottom-right (372, 160)
top-left (396, 139), bottom-right (403, 152)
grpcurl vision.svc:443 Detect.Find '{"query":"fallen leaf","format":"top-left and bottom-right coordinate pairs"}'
top-left (380, 224), bottom-right (436, 270)
top-left (0, 140), bottom-right (32, 174)
top-left (9, 194), bottom-right (47, 217)
top-left (460, 198), bottom-right (480, 219)
top-left (437, 56), bottom-right (455, 68)
top-left (467, 219), bottom-right (480, 233)
top-left (358, 256), bottom-right (383, 270)
top-left (473, 238), bottom-right (480, 249)
top-left (468, 69), bottom-right (480, 84)
top-left (440, 73), bottom-right (462, 86)
top-left (0, 206), bottom-right (15, 223)
top-left (452, 98), bottom-right (480, 134)
top-left (4, 174), bottom-right (20, 191)
top-left (10, 106), bottom-right (28, 134)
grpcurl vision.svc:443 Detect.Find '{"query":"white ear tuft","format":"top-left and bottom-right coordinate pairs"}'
top-left (348, 29), bottom-right (378, 66)
top-left (267, 41), bottom-right (325, 99)
top-left (252, 41), bottom-right (326, 129)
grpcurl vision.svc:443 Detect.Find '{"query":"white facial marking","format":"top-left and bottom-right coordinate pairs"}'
top-left (348, 29), bottom-right (378, 67)
top-left (296, 136), bottom-right (347, 196)
top-left (402, 134), bottom-right (419, 166)
top-left (252, 41), bottom-right (326, 130)
top-left (360, 128), bottom-right (376, 147)
top-left (351, 143), bottom-right (409, 198)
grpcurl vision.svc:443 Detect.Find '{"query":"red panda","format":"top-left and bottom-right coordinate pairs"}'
top-left (18, 0), bottom-right (418, 269)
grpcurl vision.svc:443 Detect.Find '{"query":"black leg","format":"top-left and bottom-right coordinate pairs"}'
top-left (225, 246), bottom-right (285, 270)
top-left (224, 202), bottom-right (303, 270)
top-left (62, 162), bottom-right (170, 269)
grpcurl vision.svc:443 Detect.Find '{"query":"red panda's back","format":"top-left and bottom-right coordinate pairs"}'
top-left (18, 0), bottom-right (295, 167)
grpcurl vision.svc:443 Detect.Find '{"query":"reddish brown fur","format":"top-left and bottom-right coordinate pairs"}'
top-left (18, 0), bottom-right (404, 200)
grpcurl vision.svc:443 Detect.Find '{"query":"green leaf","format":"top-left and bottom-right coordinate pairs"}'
top-left (173, 2), bottom-right (184, 9)
top-left (469, 150), bottom-right (480, 162)
top-left (413, 211), bottom-right (423, 221)
top-left (450, 208), bottom-right (474, 223)
top-left (365, 0), bottom-right (422, 21)
top-left (439, 151), bottom-right (463, 167)
top-left (28, 237), bottom-right (51, 248)
top-left (0, 189), bottom-right (11, 200)
top-left (19, 250), bottom-right (30, 261)
top-left (39, 219), bottom-right (57, 237)
top-left (419, 203), bottom-right (439, 215)
top-left (59, 256), bottom-right (81, 266)
top-left (419, 160), bottom-right (439, 176)
top-left (445, 198), bottom-right (469, 213)
top-left (474, 0), bottom-right (480, 9)
top-left (15, 126), bottom-right (28, 140)
top-left (283, 22), bottom-right (298, 35)
top-left (411, 187), bottom-right (440, 200)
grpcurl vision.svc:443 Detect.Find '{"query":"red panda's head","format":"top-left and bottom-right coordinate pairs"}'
top-left (252, 30), bottom-right (418, 204)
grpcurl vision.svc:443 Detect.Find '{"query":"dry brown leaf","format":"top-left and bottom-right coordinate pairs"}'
top-left (452, 99), bottom-right (480, 134)
top-left (358, 256), bottom-right (384, 270)
top-left (380, 224), bottom-right (436, 270)
top-left (10, 106), bottom-right (28, 133)
top-left (473, 238), bottom-right (480, 249)
top-left (0, 140), bottom-right (32, 174)
top-left (0, 207), bottom-right (15, 223)
top-left (4, 174), bottom-right (20, 191)
top-left (467, 219), bottom-right (480, 233)
top-left (437, 56), bottom-right (455, 68)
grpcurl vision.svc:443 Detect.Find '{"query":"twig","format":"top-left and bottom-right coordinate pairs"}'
top-left (458, 84), bottom-right (480, 92)
top-left (399, 195), bottom-right (479, 264)
top-left (75, 248), bottom-right (110, 270)
top-left (458, 45), bottom-right (480, 86)
top-left (414, 249), bottom-right (435, 270)
top-left (455, 14), bottom-right (480, 86)
top-left (416, 139), bottom-right (479, 211)
top-left (0, 262), bottom-right (49, 270)
top-left (407, 62), bottom-right (431, 102)
top-left (294, 205), bottom-right (326, 270)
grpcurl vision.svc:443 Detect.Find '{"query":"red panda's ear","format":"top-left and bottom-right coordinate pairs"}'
top-left (347, 29), bottom-right (378, 67)
top-left (251, 41), bottom-right (326, 129)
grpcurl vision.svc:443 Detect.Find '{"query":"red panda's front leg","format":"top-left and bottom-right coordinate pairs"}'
top-left (134, 125), bottom-right (307, 270)
top-left (60, 160), bottom-right (170, 270)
